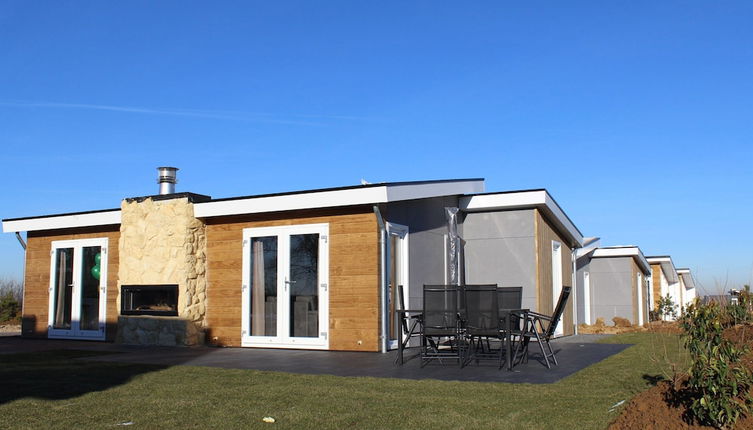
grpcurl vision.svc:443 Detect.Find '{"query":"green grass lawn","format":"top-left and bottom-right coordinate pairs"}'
top-left (0, 332), bottom-right (689, 430)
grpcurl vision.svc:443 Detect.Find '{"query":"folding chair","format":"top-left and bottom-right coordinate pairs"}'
top-left (513, 286), bottom-right (572, 369)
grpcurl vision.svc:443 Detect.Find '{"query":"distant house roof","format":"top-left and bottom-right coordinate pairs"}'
top-left (646, 256), bottom-right (679, 284)
top-left (2, 179), bottom-right (485, 233)
top-left (591, 245), bottom-right (651, 274)
top-left (677, 268), bottom-right (696, 290)
top-left (459, 189), bottom-right (584, 247)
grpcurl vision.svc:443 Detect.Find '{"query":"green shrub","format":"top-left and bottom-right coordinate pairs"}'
top-left (680, 300), bottom-right (753, 428)
top-left (0, 292), bottom-right (21, 322)
top-left (657, 294), bottom-right (678, 320)
top-left (727, 285), bottom-right (753, 325)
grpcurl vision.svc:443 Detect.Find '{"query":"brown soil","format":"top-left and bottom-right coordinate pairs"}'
top-left (609, 323), bottom-right (753, 429)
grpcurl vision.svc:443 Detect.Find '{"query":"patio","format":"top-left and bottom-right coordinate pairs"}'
top-left (0, 334), bottom-right (629, 384)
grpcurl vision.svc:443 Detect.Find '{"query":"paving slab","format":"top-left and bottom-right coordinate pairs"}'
top-left (0, 335), bottom-right (631, 384)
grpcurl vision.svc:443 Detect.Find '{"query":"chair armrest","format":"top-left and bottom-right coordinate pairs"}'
top-left (526, 311), bottom-right (552, 321)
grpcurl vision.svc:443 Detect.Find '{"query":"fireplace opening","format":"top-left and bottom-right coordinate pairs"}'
top-left (121, 285), bottom-right (179, 316)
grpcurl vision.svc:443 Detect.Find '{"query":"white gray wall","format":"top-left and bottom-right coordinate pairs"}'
top-left (460, 210), bottom-right (537, 310)
top-left (380, 196), bottom-right (459, 309)
top-left (589, 257), bottom-right (636, 324)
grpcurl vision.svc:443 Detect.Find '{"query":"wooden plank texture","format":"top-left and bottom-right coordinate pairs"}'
top-left (534, 209), bottom-right (575, 336)
top-left (23, 227), bottom-right (120, 340)
top-left (204, 209), bottom-right (379, 351)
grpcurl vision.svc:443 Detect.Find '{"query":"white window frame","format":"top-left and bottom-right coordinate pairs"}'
top-left (385, 222), bottom-right (409, 351)
top-left (241, 223), bottom-right (330, 350)
top-left (582, 271), bottom-right (591, 325)
top-left (551, 241), bottom-right (563, 337)
top-left (47, 238), bottom-right (108, 340)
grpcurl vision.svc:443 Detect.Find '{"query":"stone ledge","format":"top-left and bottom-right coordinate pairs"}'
top-left (116, 316), bottom-right (205, 346)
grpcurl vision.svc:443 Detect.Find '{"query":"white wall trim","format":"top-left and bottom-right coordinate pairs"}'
top-left (592, 247), bottom-right (651, 274)
top-left (3, 211), bottom-right (121, 233)
top-left (459, 190), bottom-right (583, 247)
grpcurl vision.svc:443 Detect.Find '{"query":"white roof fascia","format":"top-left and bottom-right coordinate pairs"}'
top-left (647, 257), bottom-right (679, 284)
top-left (459, 190), bottom-right (584, 247)
top-left (385, 180), bottom-right (485, 202)
top-left (576, 237), bottom-right (601, 259)
top-left (194, 180), bottom-right (485, 219)
top-left (592, 247), bottom-right (651, 274)
top-left (2, 210), bottom-right (121, 233)
top-left (677, 269), bottom-right (696, 290)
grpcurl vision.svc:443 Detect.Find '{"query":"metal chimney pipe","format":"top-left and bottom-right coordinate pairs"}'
top-left (157, 166), bottom-right (178, 195)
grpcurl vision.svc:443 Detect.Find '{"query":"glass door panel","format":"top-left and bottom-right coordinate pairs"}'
top-left (289, 233), bottom-right (319, 338)
top-left (52, 248), bottom-right (74, 330)
top-left (79, 246), bottom-right (102, 331)
top-left (249, 236), bottom-right (278, 337)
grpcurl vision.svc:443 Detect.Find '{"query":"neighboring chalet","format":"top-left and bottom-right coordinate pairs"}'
top-left (676, 268), bottom-right (697, 308)
top-left (576, 245), bottom-right (651, 326)
top-left (646, 256), bottom-right (681, 320)
top-left (2, 169), bottom-right (584, 352)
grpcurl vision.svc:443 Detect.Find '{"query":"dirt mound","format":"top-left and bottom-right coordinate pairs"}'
top-left (647, 321), bottom-right (683, 334)
top-left (610, 323), bottom-right (753, 429)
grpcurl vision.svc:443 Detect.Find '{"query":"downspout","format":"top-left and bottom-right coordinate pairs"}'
top-left (571, 246), bottom-right (578, 335)
top-left (373, 205), bottom-right (387, 353)
top-left (15, 232), bottom-right (27, 333)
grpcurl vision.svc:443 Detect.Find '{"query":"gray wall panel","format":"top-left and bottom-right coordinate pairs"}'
top-left (589, 257), bottom-right (636, 324)
top-left (461, 210), bottom-right (537, 309)
top-left (381, 196), bottom-right (459, 308)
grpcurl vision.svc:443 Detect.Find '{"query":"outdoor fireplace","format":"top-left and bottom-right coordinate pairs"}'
top-left (121, 285), bottom-right (179, 316)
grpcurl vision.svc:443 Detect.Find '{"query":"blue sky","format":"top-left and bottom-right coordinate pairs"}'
top-left (1, 2), bottom-right (752, 293)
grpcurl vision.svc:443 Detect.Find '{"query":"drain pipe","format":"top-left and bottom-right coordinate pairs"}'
top-left (373, 205), bottom-right (387, 353)
top-left (571, 246), bottom-right (577, 335)
top-left (15, 232), bottom-right (27, 332)
top-left (15, 232), bottom-right (26, 250)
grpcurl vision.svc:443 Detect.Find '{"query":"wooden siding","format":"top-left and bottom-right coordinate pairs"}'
top-left (204, 207), bottom-right (380, 351)
top-left (651, 264), bottom-right (662, 308)
top-left (534, 209), bottom-right (574, 336)
top-left (631, 261), bottom-right (640, 324)
top-left (23, 226), bottom-right (120, 340)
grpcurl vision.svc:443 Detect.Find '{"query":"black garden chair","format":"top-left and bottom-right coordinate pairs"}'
top-left (394, 284), bottom-right (422, 365)
top-left (420, 284), bottom-right (464, 367)
top-left (513, 286), bottom-right (572, 369)
top-left (462, 284), bottom-right (504, 368)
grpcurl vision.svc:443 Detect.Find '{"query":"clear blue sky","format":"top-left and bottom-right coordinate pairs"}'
top-left (1, 2), bottom-right (752, 294)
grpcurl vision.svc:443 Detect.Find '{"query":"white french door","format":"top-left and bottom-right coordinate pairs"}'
top-left (241, 223), bottom-right (329, 349)
top-left (551, 241), bottom-right (564, 337)
top-left (385, 223), bottom-right (409, 351)
top-left (48, 238), bottom-right (108, 340)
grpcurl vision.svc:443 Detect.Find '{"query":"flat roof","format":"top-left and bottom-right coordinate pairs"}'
top-left (646, 256), bottom-right (679, 284)
top-left (677, 268), bottom-right (696, 290)
top-left (459, 189), bottom-right (584, 247)
top-left (592, 246), bottom-right (651, 274)
top-left (3, 178), bottom-right (485, 233)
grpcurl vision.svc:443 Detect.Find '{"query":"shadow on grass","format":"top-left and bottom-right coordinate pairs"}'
top-left (0, 349), bottom-right (168, 405)
top-left (642, 374), bottom-right (665, 386)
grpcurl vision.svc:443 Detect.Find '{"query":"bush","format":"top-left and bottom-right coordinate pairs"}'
top-left (0, 292), bottom-right (20, 322)
top-left (657, 294), bottom-right (678, 320)
top-left (0, 278), bottom-right (22, 323)
top-left (727, 285), bottom-right (753, 325)
top-left (680, 300), bottom-right (753, 428)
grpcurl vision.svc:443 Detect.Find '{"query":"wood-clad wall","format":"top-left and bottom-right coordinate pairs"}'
top-left (23, 226), bottom-right (121, 339)
top-left (651, 264), bottom-right (662, 308)
top-left (204, 207), bottom-right (380, 351)
top-left (534, 210), bottom-right (575, 335)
